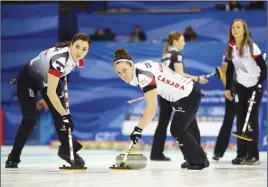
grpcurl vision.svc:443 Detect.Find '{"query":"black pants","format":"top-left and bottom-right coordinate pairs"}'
top-left (234, 83), bottom-right (263, 159)
top-left (171, 85), bottom-right (207, 164)
top-left (214, 97), bottom-right (235, 157)
top-left (151, 96), bottom-right (201, 158)
top-left (10, 65), bottom-right (82, 160)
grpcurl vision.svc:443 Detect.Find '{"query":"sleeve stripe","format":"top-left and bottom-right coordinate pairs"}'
top-left (142, 76), bottom-right (156, 93)
top-left (55, 60), bottom-right (65, 68)
top-left (143, 85), bottom-right (157, 93)
top-left (48, 69), bottom-right (60, 77)
top-left (50, 52), bottom-right (68, 65)
top-left (251, 54), bottom-right (261, 59)
top-left (147, 76), bottom-right (156, 86)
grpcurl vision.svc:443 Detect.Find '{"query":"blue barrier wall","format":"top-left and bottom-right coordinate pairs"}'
top-left (1, 6), bottom-right (267, 150)
top-left (77, 11), bottom-right (267, 43)
top-left (107, 1), bottom-right (262, 11)
top-left (2, 3), bottom-right (59, 38)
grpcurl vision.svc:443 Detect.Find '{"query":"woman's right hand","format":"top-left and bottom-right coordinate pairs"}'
top-left (198, 76), bottom-right (208, 84)
top-left (225, 90), bottom-right (233, 101)
top-left (36, 99), bottom-right (48, 111)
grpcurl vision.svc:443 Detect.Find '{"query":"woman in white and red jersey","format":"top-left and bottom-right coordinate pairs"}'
top-left (5, 33), bottom-right (90, 168)
top-left (113, 48), bottom-right (209, 170)
top-left (225, 19), bottom-right (267, 165)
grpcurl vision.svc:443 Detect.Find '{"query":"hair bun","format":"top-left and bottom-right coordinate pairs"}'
top-left (114, 48), bottom-right (127, 57)
top-left (114, 48), bottom-right (132, 62)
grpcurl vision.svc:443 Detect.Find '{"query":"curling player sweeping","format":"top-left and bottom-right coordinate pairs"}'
top-left (110, 48), bottom-right (209, 170)
top-left (5, 33), bottom-right (90, 170)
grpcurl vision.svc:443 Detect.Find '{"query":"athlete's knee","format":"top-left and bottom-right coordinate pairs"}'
top-left (170, 126), bottom-right (186, 140)
top-left (20, 117), bottom-right (36, 133)
top-left (22, 116), bottom-right (36, 125)
top-left (60, 140), bottom-right (82, 153)
top-left (171, 133), bottom-right (187, 147)
top-left (51, 114), bottom-right (65, 127)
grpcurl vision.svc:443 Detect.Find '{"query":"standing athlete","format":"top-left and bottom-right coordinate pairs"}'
top-left (225, 19), bottom-right (266, 165)
top-left (151, 31), bottom-right (208, 168)
top-left (212, 55), bottom-right (236, 161)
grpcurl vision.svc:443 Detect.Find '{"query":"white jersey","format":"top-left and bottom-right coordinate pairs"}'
top-left (129, 60), bottom-right (194, 102)
top-left (230, 42), bottom-right (261, 87)
top-left (27, 46), bottom-right (84, 88)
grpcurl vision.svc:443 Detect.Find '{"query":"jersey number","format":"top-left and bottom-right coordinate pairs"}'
top-left (145, 62), bottom-right (152, 68)
top-left (53, 47), bottom-right (60, 53)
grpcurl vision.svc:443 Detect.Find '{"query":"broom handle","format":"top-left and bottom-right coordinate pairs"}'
top-left (242, 90), bottom-right (257, 133)
top-left (127, 97), bottom-right (145, 104)
top-left (64, 76), bottom-right (75, 164)
top-left (119, 142), bottom-right (134, 167)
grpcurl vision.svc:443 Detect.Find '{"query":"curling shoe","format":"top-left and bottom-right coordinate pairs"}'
top-left (231, 156), bottom-right (246, 165)
top-left (212, 154), bottom-right (221, 161)
top-left (244, 157), bottom-right (260, 165)
top-left (150, 154), bottom-right (171, 161)
top-left (181, 161), bottom-right (189, 169)
top-left (5, 153), bottom-right (20, 168)
top-left (187, 159), bottom-right (210, 170)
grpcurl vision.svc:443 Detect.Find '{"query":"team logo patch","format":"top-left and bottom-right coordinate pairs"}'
top-left (52, 61), bottom-right (65, 73)
top-left (172, 106), bottom-right (185, 113)
top-left (139, 78), bottom-right (150, 87)
top-left (138, 74), bottom-right (152, 87)
top-left (234, 94), bottom-right (239, 103)
top-left (28, 88), bottom-right (35, 97)
top-left (177, 55), bottom-right (183, 62)
top-left (60, 125), bottom-right (67, 132)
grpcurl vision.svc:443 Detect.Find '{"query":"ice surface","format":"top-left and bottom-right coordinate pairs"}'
top-left (1, 146), bottom-right (267, 187)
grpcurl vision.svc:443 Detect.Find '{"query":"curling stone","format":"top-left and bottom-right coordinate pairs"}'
top-left (115, 152), bottom-right (147, 170)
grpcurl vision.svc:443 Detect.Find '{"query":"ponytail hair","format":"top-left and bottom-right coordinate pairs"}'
top-left (163, 31), bottom-right (182, 56)
top-left (163, 42), bottom-right (169, 55)
top-left (167, 31), bottom-right (182, 46)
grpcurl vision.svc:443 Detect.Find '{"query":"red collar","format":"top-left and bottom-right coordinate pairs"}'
top-left (229, 40), bottom-right (235, 47)
top-left (77, 59), bottom-right (85, 68)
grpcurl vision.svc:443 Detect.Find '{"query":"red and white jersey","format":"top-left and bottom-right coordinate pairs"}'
top-left (27, 46), bottom-right (84, 87)
top-left (230, 41), bottom-right (261, 87)
top-left (129, 60), bottom-right (194, 102)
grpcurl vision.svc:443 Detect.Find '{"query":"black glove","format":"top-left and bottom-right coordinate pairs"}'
top-left (130, 126), bottom-right (143, 144)
top-left (61, 114), bottom-right (73, 131)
